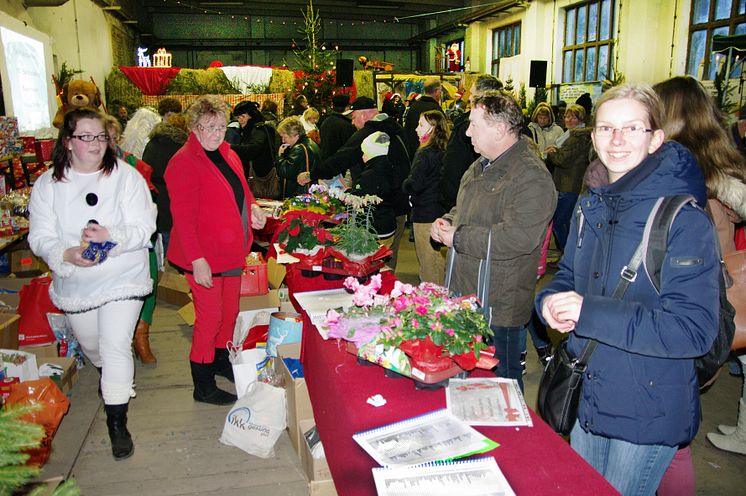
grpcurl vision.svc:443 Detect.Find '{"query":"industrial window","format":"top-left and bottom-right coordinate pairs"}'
top-left (491, 22), bottom-right (521, 76)
top-left (686, 0), bottom-right (746, 80)
top-left (561, 0), bottom-right (614, 83)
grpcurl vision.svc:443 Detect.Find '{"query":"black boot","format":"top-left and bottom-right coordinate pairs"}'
top-left (104, 403), bottom-right (134, 460)
top-left (190, 361), bottom-right (237, 405)
top-left (213, 348), bottom-right (235, 383)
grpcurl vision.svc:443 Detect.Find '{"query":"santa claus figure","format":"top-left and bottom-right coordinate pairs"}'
top-left (447, 42), bottom-right (461, 72)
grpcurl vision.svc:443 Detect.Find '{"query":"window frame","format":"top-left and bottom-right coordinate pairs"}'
top-left (561, 0), bottom-right (615, 84)
top-left (491, 22), bottom-right (521, 76)
top-left (686, 0), bottom-right (746, 80)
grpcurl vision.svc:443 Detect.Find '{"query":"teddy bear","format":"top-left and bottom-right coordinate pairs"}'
top-left (52, 79), bottom-right (102, 128)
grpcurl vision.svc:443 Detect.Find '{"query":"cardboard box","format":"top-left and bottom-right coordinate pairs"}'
top-left (38, 356), bottom-right (77, 393)
top-left (156, 272), bottom-right (192, 306)
top-left (0, 312), bottom-right (19, 350)
top-left (299, 419), bottom-right (332, 482)
top-left (309, 480), bottom-right (337, 496)
top-left (277, 341), bottom-right (313, 454)
top-left (19, 342), bottom-right (59, 358)
top-left (0, 277), bottom-right (35, 293)
top-left (10, 250), bottom-right (48, 276)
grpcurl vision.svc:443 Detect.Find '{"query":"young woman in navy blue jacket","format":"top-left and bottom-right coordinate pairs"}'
top-left (536, 85), bottom-right (720, 496)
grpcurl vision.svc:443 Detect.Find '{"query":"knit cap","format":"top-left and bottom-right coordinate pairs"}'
top-left (361, 131), bottom-right (390, 158)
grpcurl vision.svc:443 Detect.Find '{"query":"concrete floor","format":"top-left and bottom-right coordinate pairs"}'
top-left (30, 236), bottom-right (746, 495)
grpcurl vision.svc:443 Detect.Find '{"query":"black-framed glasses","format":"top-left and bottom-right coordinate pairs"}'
top-left (72, 134), bottom-right (110, 142)
top-left (593, 125), bottom-right (653, 138)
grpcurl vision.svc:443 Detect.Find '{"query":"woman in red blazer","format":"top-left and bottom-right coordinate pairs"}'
top-left (166, 95), bottom-right (267, 405)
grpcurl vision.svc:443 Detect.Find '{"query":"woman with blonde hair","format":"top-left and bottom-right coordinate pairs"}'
top-left (653, 75), bottom-right (746, 495)
top-left (528, 102), bottom-right (564, 158)
top-left (402, 110), bottom-right (451, 284)
top-left (277, 116), bottom-right (320, 198)
top-left (166, 95), bottom-right (267, 405)
top-left (538, 84), bottom-right (720, 494)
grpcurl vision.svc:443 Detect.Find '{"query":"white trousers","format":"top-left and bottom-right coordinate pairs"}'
top-left (66, 299), bottom-right (143, 405)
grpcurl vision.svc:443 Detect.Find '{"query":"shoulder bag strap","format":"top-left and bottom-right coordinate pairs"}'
top-left (300, 143), bottom-right (309, 173)
top-left (576, 215), bottom-right (652, 367)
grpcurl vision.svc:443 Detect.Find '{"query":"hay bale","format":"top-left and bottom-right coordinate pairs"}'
top-left (105, 67), bottom-right (143, 112)
top-left (165, 68), bottom-right (236, 95)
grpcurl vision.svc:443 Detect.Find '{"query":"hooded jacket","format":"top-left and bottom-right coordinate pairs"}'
top-left (313, 114), bottom-right (411, 216)
top-left (536, 142), bottom-right (720, 446)
top-left (142, 122), bottom-right (188, 233)
top-left (318, 111), bottom-right (355, 160)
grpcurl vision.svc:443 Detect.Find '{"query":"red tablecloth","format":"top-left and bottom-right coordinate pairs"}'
top-left (118, 66), bottom-right (181, 95)
top-left (288, 272), bottom-right (619, 495)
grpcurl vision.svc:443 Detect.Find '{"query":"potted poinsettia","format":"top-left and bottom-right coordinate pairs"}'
top-left (276, 210), bottom-right (334, 254)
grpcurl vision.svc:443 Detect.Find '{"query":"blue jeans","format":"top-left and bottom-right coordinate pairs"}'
top-left (570, 422), bottom-right (677, 496)
top-left (491, 325), bottom-right (527, 392)
top-left (552, 192), bottom-right (579, 252)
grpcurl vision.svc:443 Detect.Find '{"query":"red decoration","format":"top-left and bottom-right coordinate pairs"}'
top-left (118, 66), bottom-right (181, 96)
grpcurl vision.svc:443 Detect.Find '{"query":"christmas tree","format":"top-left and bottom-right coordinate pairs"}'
top-left (289, 0), bottom-right (340, 111)
top-left (0, 404), bottom-right (79, 495)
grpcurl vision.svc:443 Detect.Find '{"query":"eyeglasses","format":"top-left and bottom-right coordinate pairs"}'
top-left (593, 125), bottom-right (653, 137)
top-left (72, 134), bottom-right (110, 142)
top-left (197, 123), bottom-right (228, 134)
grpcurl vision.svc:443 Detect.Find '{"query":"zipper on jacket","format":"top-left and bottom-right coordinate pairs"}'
top-left (600, 196), bottom-right (620, 296)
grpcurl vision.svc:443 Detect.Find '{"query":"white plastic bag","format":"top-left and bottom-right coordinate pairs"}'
top-left (219, 381), bottom-right (286, 458)
top-left (0, 349), bottom-right (39, 381)
top-left (228, 345), bottom-right (270, 398)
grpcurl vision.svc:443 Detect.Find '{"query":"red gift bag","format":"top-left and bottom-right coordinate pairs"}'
top-left (18, 276), bottom-right (60, 346)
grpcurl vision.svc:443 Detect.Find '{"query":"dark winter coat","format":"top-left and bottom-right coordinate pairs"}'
top-left (439, 111), bottom-right (478, 212)
top-left (404, 95), bottom-right (443, 157)
top-left (318, 111), bottom-right (356, 160)
top-left (445, 136), bottom-right (556, 327)
top-left (277, 135), bottom-right (320, 199)
top-left (535, 142), bottom-right (720, 447)
top-left (546, 127), bottom-right (593, 193)
top-left (142, 122), bottom-right (188, 233)
top-left (403, 146), bottom-right (445, 223)
top-left (313, 114), bottom-right (411, 216)
top-left (353, 155), bottom-right (397, 237)
top-left (231, 120), bottom-right (279, 179)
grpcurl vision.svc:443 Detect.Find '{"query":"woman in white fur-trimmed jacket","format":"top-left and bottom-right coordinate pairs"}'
top-left (28, 108), bottom-right (156, 461)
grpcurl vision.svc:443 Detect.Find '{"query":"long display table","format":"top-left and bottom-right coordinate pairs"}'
top-left (286, 268), bottom-right (619, 495)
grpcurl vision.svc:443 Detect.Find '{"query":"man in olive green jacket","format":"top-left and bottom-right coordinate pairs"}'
top-left (431, 91), bottom-right (556, 390)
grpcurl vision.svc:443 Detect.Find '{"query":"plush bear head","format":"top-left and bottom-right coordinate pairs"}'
top-left (63, 80), bottom-right (101, 109)
top-left (52, 79), bottom-right (102, 128)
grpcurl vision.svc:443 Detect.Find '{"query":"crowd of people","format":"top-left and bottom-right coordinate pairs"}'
top-left (26, 73), bottom-right (745, 496)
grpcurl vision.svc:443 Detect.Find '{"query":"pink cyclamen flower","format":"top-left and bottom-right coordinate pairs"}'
top-left (411, 318), bottom-right (420, 329)
top-left (445, 328), bottom-right (455, 336)
top-left (414, 305), bottom-right (428, 316)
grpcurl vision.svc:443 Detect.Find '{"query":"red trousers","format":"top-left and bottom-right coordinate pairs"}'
top-left (186, 274), bottom-right (240, 363)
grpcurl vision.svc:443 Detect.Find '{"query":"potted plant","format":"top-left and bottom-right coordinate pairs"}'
top-left (276, 210), bottom-right (334, 255)
top-left (328, 190), bottom-right (382, 261)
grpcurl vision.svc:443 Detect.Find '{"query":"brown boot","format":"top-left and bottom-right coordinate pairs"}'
top-left (133, 320), bottom-right (157, 366)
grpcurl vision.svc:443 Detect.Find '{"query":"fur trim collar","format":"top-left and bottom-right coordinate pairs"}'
top-left (712, 173), bottom-right (746, 220)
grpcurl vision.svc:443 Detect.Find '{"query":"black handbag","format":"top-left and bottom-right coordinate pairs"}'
top-left (537, 338), bottom-right (596, 435)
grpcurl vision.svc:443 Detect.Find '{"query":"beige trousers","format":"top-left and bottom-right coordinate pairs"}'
top-left (413, 222), bottom-right (445, 285)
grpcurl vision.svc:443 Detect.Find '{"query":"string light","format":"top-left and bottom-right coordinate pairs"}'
top-left (143, 0), bottom-right (396, 23)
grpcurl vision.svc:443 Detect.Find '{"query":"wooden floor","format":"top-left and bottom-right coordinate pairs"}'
top-left (32, 237), bottom-right (746, 495)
